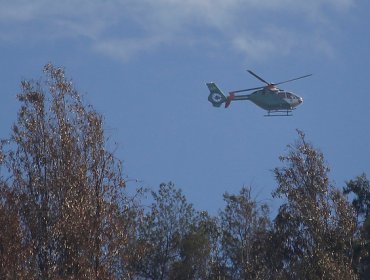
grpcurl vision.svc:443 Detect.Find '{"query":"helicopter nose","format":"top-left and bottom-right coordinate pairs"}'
top-left (298, 97), bottom-right (303, 104)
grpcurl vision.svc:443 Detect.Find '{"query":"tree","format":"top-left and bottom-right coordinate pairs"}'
top-left (344, 173), bottom-right (370, 224)
top-left (0, 64), bottom-right (142, 279)
top-left (134, 182), bottom-right (191, 279)
top-left (169, 211), bottom-right (219, 280)
top-left (0, 180), bottom-right (35, 279)
top-left (218, 186), bottom-right (272, 279)
top-left (272, 130), bottom-right (357, 279)
top-left (134, 182), bottom-right (209, 279)
top-left (344, 174), bottom-right (370, 279)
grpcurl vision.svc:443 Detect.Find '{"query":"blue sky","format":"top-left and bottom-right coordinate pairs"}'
top-left (1, 0), bottom-right (369, 214)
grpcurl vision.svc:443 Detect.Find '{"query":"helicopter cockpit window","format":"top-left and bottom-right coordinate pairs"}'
top-left (286, 92), bottom-right (293, 99)
top-left (278, 92), bottom-right (286, 98)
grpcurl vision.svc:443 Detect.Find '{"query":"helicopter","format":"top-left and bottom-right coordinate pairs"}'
top-left (206, 70), bottom-right (312, 116)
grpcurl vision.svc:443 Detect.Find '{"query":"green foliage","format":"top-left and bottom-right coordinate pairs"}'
top-left (344, 174), bottom-right (370, 279)
top-left (134, 182), bottom-right (196, 279)
top-left (169, 212), bottom-right (218, 280)
top-left (344, 174), bottom-right (370, 223)
top-left (219, 186), bottom-right (272, 279)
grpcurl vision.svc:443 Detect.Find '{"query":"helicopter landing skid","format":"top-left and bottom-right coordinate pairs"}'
top-left (264, 109), bottom-right (293, 117)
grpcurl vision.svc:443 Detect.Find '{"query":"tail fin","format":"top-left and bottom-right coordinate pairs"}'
top-left (206, 83), bottom-right (227, 107)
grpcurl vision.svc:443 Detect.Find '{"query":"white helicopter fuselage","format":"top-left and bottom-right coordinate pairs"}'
top-left (231, 85), bottom-right (303, 111)
top-left (248, 86), bottom-right (303, 111)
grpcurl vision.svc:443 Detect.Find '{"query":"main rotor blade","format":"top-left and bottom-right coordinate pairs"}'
top-left (274, 74), bottom-right (312, 86)
top-left (247, 70), bottom-right (270, 85)
top-left (230, 86), bottom-right (263, 94)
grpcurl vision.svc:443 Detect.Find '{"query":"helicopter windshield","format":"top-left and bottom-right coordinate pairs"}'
top-left (286, 92), bottom-right (293, 99)
top-left (277, 91), bottom-right (286, 98)
top-left (286, 92), bottom-right (298, 99)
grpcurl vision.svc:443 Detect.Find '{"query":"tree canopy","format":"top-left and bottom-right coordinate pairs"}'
top-left (0, 65), bottom-right (368, 279)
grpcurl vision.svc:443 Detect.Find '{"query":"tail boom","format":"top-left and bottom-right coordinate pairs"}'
top-left (206, 83), bottom-right (250, 108)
